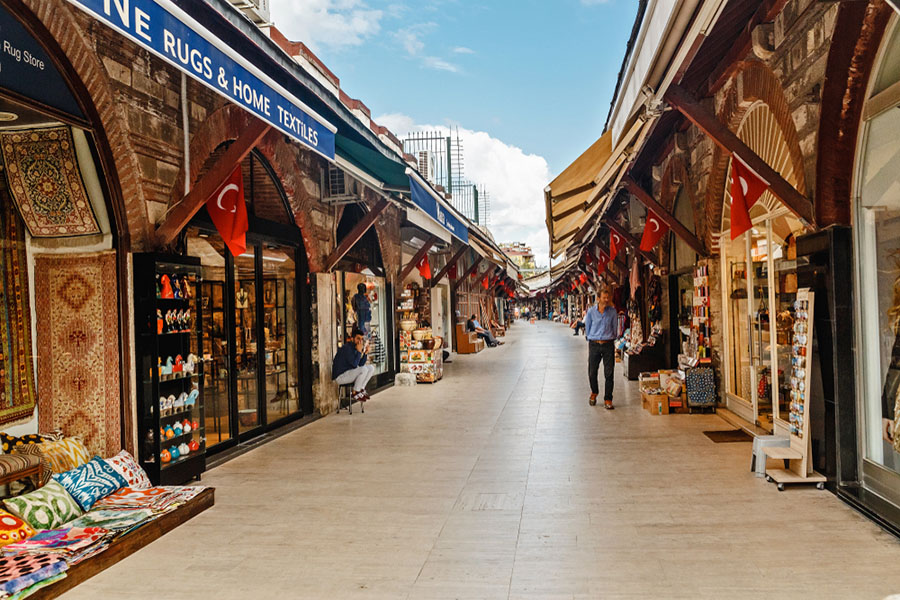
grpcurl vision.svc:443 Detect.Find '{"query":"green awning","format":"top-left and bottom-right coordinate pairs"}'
top-left (335, 134), bottom-right (409, 190)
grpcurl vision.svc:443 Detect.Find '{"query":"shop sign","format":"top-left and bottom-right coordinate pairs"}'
top-left (408, 174), bottom-right (468, 243)
top-left (65, 0), bottom-right (336, 160)
top-left (0, 6), bottom-right (84, 119)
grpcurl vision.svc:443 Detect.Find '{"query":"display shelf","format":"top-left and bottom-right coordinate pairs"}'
top-left (134, 253), bottom-right (207, 486)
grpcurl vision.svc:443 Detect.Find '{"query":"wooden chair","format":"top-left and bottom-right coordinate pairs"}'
top-left (455, 323), bottom-right (484, 354)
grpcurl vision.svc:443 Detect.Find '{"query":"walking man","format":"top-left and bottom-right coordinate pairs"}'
top-left (584, 288), bottom-right (617, 409)
top-left (332, 327), bottom-right (376, 403)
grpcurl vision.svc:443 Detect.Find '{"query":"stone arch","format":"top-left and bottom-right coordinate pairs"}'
top-left (659, 153), bottom-right (704, 268)
top-left (17, 0), bottom-right (150, 249)
top-left (815, 1), bottom-right (894, 227)
top-left (703, 61), bottom-right (808, 246)
top-left (168, 103), bottom-right (325, 270)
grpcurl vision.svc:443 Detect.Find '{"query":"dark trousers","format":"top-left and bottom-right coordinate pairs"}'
top-left (574, 321), bottom-right (585, 335)
top-left (477, 331), bottom-right (498, 346)
top-left (588, 340), bottom-right (615, 400)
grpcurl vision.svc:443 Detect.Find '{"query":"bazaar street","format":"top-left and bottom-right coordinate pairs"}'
top-left (61, 322), bottom-right (900, 600)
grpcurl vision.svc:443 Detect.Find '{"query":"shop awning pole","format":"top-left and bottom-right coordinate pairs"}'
top-left (431, 246), bottom-right (468, 288)
top-left (399, 235), bottom-right (439, 282)
top-left (323, 198), bottom-right (390, 271)
top-left (664, 84), bottom-right (814, 228)
top-left (623, 176), bottom-right (708, 256)
top-left (155, 118), bottom-right (271, 247)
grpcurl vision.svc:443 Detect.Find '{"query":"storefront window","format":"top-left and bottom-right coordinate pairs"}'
top-left (262, 244), bottom-right (299, 421)
top-left (340, 272), bottom-right (389, 375)
top-left (855, 20), bottom-right (900, 476)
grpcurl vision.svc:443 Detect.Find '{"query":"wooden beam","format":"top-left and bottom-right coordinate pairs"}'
top-left (606, 219), bottom-right (658, 266)
top-left (664, 84), bottom-right (814, 228)
top-left (623, 176), bottom-right (708, 257)
top-left (399, 235), bottom-right (439, 282)
top-left (156, 119), bottom-right (271, 247)
top-left (431, 246), bottom-right (468, 287)
top-left (323, 198), bottom-right (390, 271)
top-left (452, 255), bottom-right (483, 292)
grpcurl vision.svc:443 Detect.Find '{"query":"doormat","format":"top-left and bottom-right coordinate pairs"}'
top-left (703, 429), bottom-right (752, 443)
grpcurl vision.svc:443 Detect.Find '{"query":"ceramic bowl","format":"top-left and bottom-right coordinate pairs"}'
top-left (412, 329), bottom-right (426, 341)
top-left (400, 320), bottom-right (417, 332)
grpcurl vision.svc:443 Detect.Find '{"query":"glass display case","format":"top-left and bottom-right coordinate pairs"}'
top-left (133, 253), bottom-right (206, 485)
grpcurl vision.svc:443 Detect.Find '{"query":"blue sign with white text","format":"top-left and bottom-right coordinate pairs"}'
top-left (409, 176), bottom-right (468, 243)
top-left (65, 0), bottom-right (335, 159)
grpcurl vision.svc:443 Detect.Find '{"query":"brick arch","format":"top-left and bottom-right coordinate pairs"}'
top-left (19, 0), bottom-right (150, 249)
top-left (169, 104), bottom-right (324, 271)
top-left (703, 61), bottom-right (809, 245)
top-left (816, 2), bottom-right (894, 227)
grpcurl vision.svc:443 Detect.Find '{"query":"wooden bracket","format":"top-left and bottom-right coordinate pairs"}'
top-left (399, 235), bottom-right (439, 282)
top-left (155, 119), bottom-right (271, 247)
top-left (431, 246), bottom-right (468, 287)
top-left (323, 198), bottom-right (390, 272)
top-left (452, 256), bottom-right (483, 292)
top-left (623, 176), bottom-right (708, 257)
top-left (607, 219), bottom-right (658, 266)
top-left (664, 84), bottom-right (814, 228)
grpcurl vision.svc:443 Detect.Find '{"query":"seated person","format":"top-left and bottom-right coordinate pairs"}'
top-left (332, 327), bottom-right (376, 402)
top-left (466, 314), bottom-right (502, 347)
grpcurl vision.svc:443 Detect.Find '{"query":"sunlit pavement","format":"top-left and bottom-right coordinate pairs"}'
top-left (63, 321), bottom-right (900, 599)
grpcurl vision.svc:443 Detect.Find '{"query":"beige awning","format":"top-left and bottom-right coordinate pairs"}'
top-left (546, 114), bottom-right (654, 259)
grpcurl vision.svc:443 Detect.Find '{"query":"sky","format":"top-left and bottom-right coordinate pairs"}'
top-left (269, 0), bottom-right (637, 266)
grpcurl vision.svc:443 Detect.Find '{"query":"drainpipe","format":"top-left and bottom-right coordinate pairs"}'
top-left (181, 73), bottom-right (190, 195)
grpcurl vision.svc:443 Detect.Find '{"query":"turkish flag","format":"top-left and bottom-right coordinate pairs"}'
top-left (609, 230), bottom-right (625, 262)
top-left (206, 165), bottom-right (248, 257)
top-left (417, 254), bottom-right (432, 279)
top-left (579, 273), bottom-right (587, 285)
top-left (482, 274), bottom-right (490, 289)
top-left (448, 263), bottom-right (458, 280)
top-left (640, 210), bottom-right (669, 252)
top-left (596, 251), bottom-right (609, 275)
top-left (730, 156), bottom-right (769, 240)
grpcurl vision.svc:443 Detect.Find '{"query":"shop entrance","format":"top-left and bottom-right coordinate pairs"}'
top-left (186, 149), bottom-right (311, 452)
top-left (720, 102), bottom-right (806, 434)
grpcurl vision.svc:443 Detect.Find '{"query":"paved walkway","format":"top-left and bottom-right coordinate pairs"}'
top-left (65, 321), bottom-right (900, 599)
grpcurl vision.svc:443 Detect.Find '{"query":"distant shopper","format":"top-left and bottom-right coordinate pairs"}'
top-left (584, 288), bottom-right (617, 409)
top-left (573, 308), bottom-right (586, 336)
top-left (467, 314), bottom-right (502, 347)
top-left (352, 283), bottom-right (372, 334)
top-left (332, 327), bottom-right (375, 403)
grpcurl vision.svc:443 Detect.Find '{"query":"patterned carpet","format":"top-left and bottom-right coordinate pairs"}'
top-left (35, 252), bottom-right (120, 456)
top-left (0, 199), bottom-right (36, 424)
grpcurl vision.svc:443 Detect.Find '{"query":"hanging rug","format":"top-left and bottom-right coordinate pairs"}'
top-left (0, 126), bottom-right (99, 237)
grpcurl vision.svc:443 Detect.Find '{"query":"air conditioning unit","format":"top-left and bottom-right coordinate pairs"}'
top-left (323, 165), bottom-right (361, 204)
top-left (228, 0), bottom-right (271, 26)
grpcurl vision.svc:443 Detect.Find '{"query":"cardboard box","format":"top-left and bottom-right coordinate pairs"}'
top-left (639, 372), bottom-right (660, 392)
top-left (642, 392), bottom-right (669, 415)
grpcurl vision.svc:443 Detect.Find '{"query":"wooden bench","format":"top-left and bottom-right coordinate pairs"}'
top-left (455, 323), bottom-right (484, 354)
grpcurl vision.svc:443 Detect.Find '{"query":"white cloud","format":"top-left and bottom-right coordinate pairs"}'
top-left (452, 46), bottom-right (475, 54)
top-left (270, 0), bottom-right (383, 52)
top-left (393, 23), bottom-right (461, 73)
top-left (374, 114), bottom-right (552, 265)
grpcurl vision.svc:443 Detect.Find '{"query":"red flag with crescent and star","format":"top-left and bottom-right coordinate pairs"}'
top-left (609, 230), bottom-right (625, 262)
top-left (206, 165), bottom-right (248, 257)
top-left (639, 210), bottom-right (669, 252)
top-left (596, 250), bottom-right (610, 275)
top-left (729, 156), bottom-right (769, 240)
top-left (416, 254), bottom-right (432, 279)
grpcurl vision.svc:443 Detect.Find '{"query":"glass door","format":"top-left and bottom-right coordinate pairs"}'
top-left (262, 243), bottom-right (299, 423)
top-left (234, 246), bottom-right (260, 435)
top-left (749, 229), bottom-right (774, 432)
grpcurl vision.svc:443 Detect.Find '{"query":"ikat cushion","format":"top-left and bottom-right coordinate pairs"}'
top-left (105, 450), bottom-right (152, 490)
top-left (51, 458), bottom-right (127, 512)
top-left (39, 438), bottom-right (91, 474)
top-left (0, 434), bottom-right (43, 454)
top-left (2, 480), bottom-right (82, 530)
top-left (0, 510), bottom-right (35, 548)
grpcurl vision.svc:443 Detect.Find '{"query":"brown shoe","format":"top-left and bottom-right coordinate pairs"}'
top-left (604, 399), bottom-right (614, 410)
top-left (589, 393), bottom-right (597, 406)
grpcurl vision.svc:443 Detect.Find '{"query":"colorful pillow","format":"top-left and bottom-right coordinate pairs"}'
top-left (3, 481), bottom-right (82, 530)
top-left (105, 450), bottom-right (152, 490)
top-left (52, 458), bottom-right (127, 512)
top-left (10, 445), bottom-right (52, 487)
top-left (0, 434), bottom-right (43, 454)
top-left (0, 510), bottom-right (35, 548)
top-left (38, 438), bottom-right (91, 474)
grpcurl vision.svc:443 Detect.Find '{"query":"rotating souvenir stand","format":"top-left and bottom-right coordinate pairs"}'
top-left (762, 288), bottom-right (825, 491)
top-left (133, 254), bottom-right (207, 486)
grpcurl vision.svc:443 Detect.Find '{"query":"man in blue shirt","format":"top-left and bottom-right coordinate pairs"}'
top-left (332, 327), bottom-right (375, 403)
top-left (584, 288), bottom-right (618, 409)
top-left (467, 315), bottom-right (502, 347)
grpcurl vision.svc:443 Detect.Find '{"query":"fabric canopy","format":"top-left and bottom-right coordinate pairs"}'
top-left (335, 134), bottom-right (409, 189)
